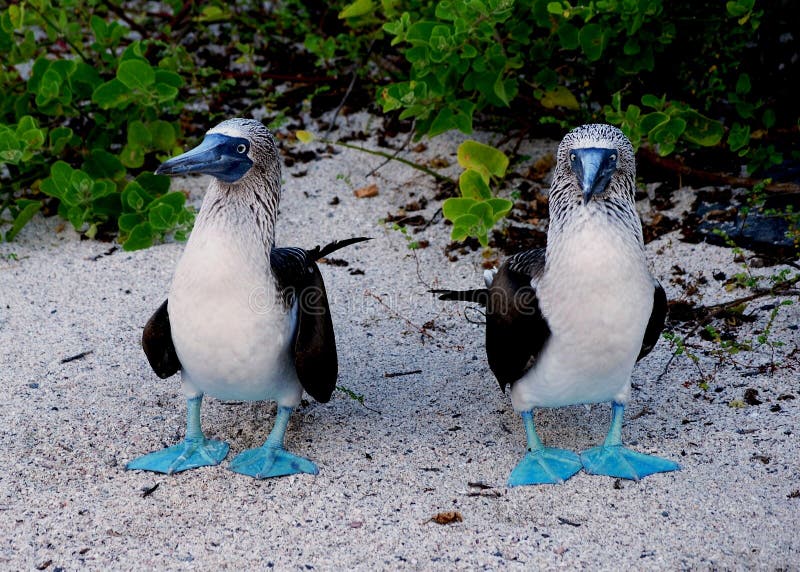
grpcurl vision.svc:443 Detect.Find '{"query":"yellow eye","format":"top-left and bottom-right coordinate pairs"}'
top-left (237, 144), bottom-right (247, 154)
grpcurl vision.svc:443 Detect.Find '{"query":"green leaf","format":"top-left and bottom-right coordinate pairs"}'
top-left (49, 127), bottom-right (74, 153)
top-left (123, 222), bottom-right (154, 251)
top-left (40, 161), bottom-right (74, 201)
top-left (197, 5), bottom-right (229, 22)
top-left (66, 206), bottom-right (86, 231)
top-left (459, 170), bottom-right (491, 199)
top-left (148, 203), bottom-right (176, 230)
top-left (119, 144), bottom-right (144, 168)
top-left (450, 213), bottom-right (480, 241)
top-left (442, 197), bottom-right (478, 221)
top-left (151, 83), bottom-right (179, 102)
top-left (735, 73), bottom-right (751, 95)
top-left (540, 86), bottom-right (579, 110)
top-left (469, 201), bottom-right (493, 227)
top-left (92, 79), bottom-right (131, 109)
top-left (493, 73), bottom-right (511, 106)
top-left (69, 169), bottom-right (93, 201)
top-left (123, 181), bottom-right (146, 211)
top-left (296, 130), bottom-right (315, 143)
top-left (486, 198), bottom-right (514, 221)
top-left (118, 213), bottom-right (143, 233)
top-left (8, 4), bottom-right (24, 29)
top-left (150, 191), bottom-right (186, 211)
top-left (149, 120), bottom-right (177, 152)
top-left (339, 0), bottom-right (374, 19)
top-left (91, 14), bottom-right (108, 42)
top-left (6, 200), bottom-right (41, 241)
top-left (640, 112), bottom-right (670, 135)
top-left (0, 127), bottom-right (22, 164)
top-left (117, 59), bottom-right (155, 91)
top-left (557, 22), bottom-right (580, 49)
top-left (579, 23), bottom-right (605, 62)
top-left (153, 69), bottom-right (183, 88)
top-left (728, 123), bottom-right (750, 152)
top-left (640, 94), bottom-right (664, 110)
top-left (680, 110), bottom-right (724, 147)
top-left (83, 149), bottom-right (124, 179)
top-left (457, 140), bottom-right (508, 183)
top-left (136, 172), bottom-right (170, 195)
top-left (650, 117), bottom-right (686, 156)
top-left (762, 108), bottom-right (776, 129)
top-left (429, 108), bottom-right (457, 137)
top-left (91, 179), bottom-right (117, 200)
top-left (127, 120), bottom-right (152, 148)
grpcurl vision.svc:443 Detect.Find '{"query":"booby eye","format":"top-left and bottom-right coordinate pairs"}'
top-left (237, 144), bottom-right (247, 154)
top-left (570, 153), bottom-right (576, 162)
top-left (610, 154), bottom-right (617, 161)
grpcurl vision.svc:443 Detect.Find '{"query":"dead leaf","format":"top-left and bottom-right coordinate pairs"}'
top-left (354, 183), bottom-right (379, 198)
top-left (430, 511), bottom-right (463, 525)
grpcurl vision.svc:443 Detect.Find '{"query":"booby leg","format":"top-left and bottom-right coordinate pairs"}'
top-left (228, 406), bottom-right (318, 479)
top-left (508, 411), bottom-right (582, 486)
top-left (580, 402), bottom-right (680, 480)
top-left (127, 395), bottom-right (229, 474)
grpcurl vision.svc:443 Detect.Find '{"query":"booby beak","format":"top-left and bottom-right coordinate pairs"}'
top-left (572, 148), bottom-right (618, 205)
top-left (155, 133), bottom-right (253, 183)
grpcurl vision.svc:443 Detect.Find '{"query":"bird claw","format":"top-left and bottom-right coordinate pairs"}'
top-left (229, 444), bottom-right (318, 479)
top-left (126, 438), bottom-right (229, 475)
top-left (580, 444), bottom-right (680, 480)
top-left (507, 447), bottom-right (582, 486)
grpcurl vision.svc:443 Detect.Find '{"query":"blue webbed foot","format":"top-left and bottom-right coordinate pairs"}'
top-left (228, 445), bottom-right (318, 479)
top-left (508, 447), bottom-right (582, 486)
top-left (127, 437), bottom-right (230, 474)
top-left (580, 444), bottom-right (680, 480)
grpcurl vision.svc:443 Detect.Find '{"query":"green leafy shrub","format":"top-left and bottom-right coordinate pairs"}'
top-left (443, 140), bottom-right (512, 247)
top-left (0, 2), bottom-right (193, 248)
top-left (376, 0), bottom-right (796, 175)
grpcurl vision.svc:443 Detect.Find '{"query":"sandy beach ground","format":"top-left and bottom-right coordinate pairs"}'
top-left (1, 115), bottom-right (798, 569)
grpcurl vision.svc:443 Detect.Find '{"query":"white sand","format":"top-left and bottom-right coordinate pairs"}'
top-left (1, 116), bottom-right (798, 570)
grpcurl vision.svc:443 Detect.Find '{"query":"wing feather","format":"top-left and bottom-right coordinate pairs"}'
top-left (142, 300), bottom-right (181, 379)
top-left (486, 248), bottom-right (550, 391)
top-left (271, 247), bottom-right (338, 403)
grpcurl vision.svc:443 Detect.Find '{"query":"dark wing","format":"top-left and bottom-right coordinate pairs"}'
top-left (271, 247), bottom-right (337, 403)
top-left (142, 300), bottom-right (181, 379)
top-left (637, 279), bottom-right (667, 361)
top-left (486, 248), bottom-right (550, 391)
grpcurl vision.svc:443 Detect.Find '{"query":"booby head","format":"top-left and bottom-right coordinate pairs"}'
top-left (557, 124), bottom-right (635, 205)
top-left (156, 118), bottom-right (279, 184)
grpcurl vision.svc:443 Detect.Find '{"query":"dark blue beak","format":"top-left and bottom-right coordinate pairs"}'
top-left (155, 133), bottom-right (253, 183)
top-left (571, 148), bottom-right (618, 205)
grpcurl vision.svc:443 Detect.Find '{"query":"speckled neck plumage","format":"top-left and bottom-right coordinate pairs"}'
top-left (546, 124), bottom-right (644, 258)
top-left (193, 159), bottom-right (282, 255)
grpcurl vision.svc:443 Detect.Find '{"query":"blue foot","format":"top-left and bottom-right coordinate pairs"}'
top-left (580, 444), bottom-right (680, 480)
top-left (228, 445), bottom-right (318, 479)
top-left (127, 437), bottom-right (230, 474)
top-left (508, 447), bottom-right (583, 486)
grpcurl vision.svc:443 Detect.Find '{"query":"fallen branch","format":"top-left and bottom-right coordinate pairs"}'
top-left (638, 146), bottom-right (800, 194)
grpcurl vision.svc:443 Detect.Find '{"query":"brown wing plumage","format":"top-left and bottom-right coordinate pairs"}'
top-left (485, 248), bottom-right (551, 391)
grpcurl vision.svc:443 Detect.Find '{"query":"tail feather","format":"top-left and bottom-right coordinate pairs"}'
top-left (311, 237), bottom-right (372, 261)
top-left (431, 288), bottom-right (488, 306)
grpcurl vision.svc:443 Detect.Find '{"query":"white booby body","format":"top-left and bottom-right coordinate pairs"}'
top-left (129, 118), bottom-right (369, 479)
top-left (510, 208), bottom-right (653, 410)
top-left (436, 124), bottom-right (678, 485)
top-left (169, 196), bottom-right (301, 405)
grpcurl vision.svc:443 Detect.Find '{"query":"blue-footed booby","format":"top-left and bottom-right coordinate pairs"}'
top-left (127, 118), bottom-right (369, 479)
top-left (435, 124), bottom-right (679, 486)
